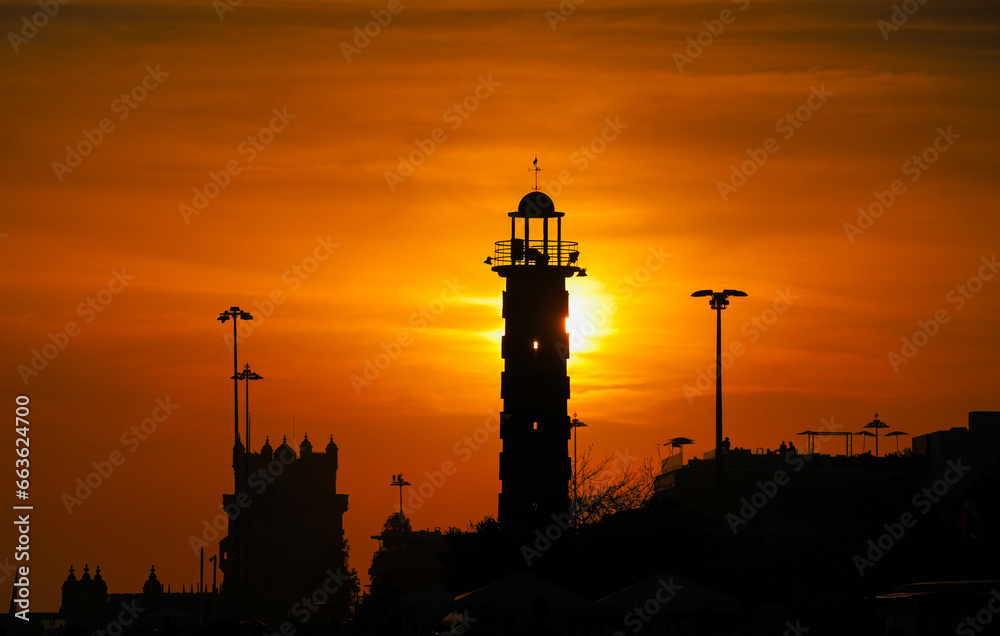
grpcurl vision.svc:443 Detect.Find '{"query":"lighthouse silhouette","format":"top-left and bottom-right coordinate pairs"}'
top-left (489, 188), bottom-right (584, 533)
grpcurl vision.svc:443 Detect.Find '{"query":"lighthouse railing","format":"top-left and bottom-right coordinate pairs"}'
top-left (493, 240), bottom-right (579, 267)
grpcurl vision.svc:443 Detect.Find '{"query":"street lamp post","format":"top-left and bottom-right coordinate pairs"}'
top-left (570, 414), bottom-right (588, 510)
top-left (216, 306), bottom-right (252, 622)
top-left (390, 474), bottom-right (411, 522)
top-left (217, 307), bottom-right (254, 487)
top-left (233, 363), bottom-right (263, 455)
top-left (691, 289), bottom-right (747, 520)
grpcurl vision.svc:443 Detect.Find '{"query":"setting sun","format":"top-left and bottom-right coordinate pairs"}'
top-left (1, 0), bottom-right (997, 622)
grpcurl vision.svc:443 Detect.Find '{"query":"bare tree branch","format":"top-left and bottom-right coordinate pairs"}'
top-left (571, 444), bottom-right (656, 525)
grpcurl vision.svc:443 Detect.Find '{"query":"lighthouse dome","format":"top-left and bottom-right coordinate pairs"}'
top-left (518, 191), bottom-right (555, 218)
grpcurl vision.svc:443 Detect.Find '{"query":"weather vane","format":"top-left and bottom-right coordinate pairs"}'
top-left (529, 155), bottom-right (542, 191)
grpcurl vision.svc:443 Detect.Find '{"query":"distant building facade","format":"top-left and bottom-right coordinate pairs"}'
top-left (54, 431), bottom-right (354, 631)
top-left (222, 433), bottom-right (353, 621)
top-left (655, 412), bottom-right (999, 538)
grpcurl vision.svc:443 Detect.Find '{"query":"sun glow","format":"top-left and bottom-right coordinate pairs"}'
top-left (566, 278), bottom-right (613, 360)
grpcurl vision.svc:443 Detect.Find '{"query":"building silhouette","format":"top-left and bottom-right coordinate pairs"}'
top-left (368, 515), bottom-right (447, 597)
top-left (654, 411), bottom-right (1000, 540)
top-left (59, 564), bottom-right (215, 632)
top-left (52, 431), bottom-right (353, 632)
top-left (222, 433), bottom-right (352, 620)
top-left (489, 190), bottom-right (584, 532)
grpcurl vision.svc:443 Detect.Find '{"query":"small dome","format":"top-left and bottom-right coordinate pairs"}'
top-left (261, 436), bottom-right (273, 461)
top-left (518, 191), bottom-right (554, 218)
top-left (81, 564), bottom-right (91, 581)
top-left (94, 566), bottom-right (103, 581)
top-left (326, 435), bottom-right (338, 453)
top-left (65, 565), bottom-right (77, 582)
top-left (300, 433), bottom-right (313, 456)
top-left (277, 435), bottom-right (297, 460)
top-left (143, 565), bottom-right (162, 595)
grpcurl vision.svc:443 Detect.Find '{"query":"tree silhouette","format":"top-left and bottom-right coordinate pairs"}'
top-left (572, 444), bottom-right (656, 524)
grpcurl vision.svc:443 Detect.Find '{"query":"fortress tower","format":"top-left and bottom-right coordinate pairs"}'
top-left (221, 433), bottom-right (352, 620)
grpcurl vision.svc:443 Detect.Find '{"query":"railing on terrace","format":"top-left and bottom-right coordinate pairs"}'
top-left (493, 239), bottom-right (579, 267)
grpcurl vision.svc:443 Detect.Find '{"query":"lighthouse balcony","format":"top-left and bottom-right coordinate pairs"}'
top-left (493, 239), bottom-right (580, 268)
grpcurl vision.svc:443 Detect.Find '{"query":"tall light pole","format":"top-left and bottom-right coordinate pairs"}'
top-left (217, 307), bottom-right (253, 491)
top-left (233, 363), bottom-right (263, 455)
top-left (216, 306), bottom-right (252, 622)
top-left (570, 414), bottom-right (588, 510)
top-left (390, 474), bottom-right (411, 523)
top-left (691, 289), bottom-right (747, 520)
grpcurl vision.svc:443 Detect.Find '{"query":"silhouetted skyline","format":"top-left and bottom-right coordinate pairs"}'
top-left (1, 0), bottom-right (998, 621)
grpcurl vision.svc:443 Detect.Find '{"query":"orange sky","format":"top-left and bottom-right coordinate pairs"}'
top-left (1, 0), bottom-right (998, 613)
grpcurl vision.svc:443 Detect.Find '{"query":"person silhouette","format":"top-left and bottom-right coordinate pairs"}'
top-left (779, 441), bottom-right (788, 455)
top-left (721, 437), bottom-right (731, 451)
top-left (788, 441), bottom-right (797, 455)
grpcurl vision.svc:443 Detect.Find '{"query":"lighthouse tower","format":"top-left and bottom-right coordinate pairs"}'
top-left (490, 189), bottom-right (584, 532)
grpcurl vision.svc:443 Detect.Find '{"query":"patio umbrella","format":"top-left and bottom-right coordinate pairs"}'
top-left (885, 430), bottom-right (909, 452)
top-left (863, 413), bottom-right (890, 457)
top-left (855, 430), bottom-right (875, 453)
top-left (664, 437), bottom-right (695, 457)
